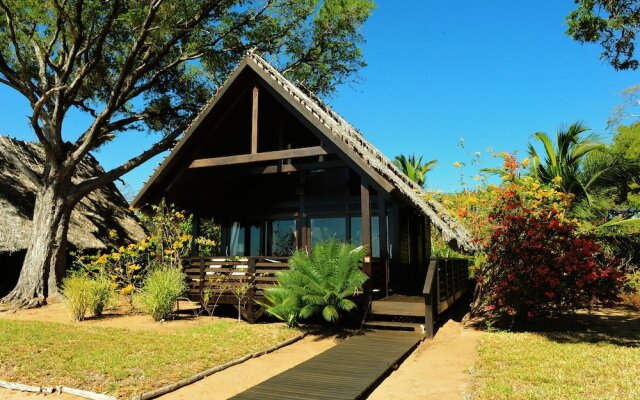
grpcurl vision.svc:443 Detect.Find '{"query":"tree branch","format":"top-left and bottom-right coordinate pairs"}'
top-left (71, 125), bottom-right (185, 199)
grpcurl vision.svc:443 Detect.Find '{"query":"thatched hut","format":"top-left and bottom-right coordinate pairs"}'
top-left (133, 52), bottom-right (477, 329)
top-left (0, 136), bottom-right (145, 296)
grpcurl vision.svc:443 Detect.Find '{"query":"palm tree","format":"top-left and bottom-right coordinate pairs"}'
top-left (392, 154), bottom-right (438, 187)
top-left (528, 122), bottom-right (604, 203)
top-left (528, 122), bottom-right (640, 235)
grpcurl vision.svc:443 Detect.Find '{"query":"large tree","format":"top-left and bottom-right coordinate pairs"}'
top-left (566, 0), bottom-right (640, 70)
top-left (0, 0), bottom-right (375, 307)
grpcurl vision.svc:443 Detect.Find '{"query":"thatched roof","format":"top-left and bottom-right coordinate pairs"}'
top-left (0, 136), bottom-right (146, 253)
top-left (135, 52), bottom-right (478, 253)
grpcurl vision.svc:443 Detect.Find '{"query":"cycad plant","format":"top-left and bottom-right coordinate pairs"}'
top-left (262, 240), bottom-right (368, 326)
top-left (393, 154), bottom-right (438, 187)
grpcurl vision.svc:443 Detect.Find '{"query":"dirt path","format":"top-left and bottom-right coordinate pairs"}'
top-left (367, 321), bottom-right (482, 400)
top-left (0, 301), bottom-right (218, 332)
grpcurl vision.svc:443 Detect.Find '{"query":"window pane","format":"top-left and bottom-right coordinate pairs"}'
top-left (350, 217), bottom-right (361, 245)
top-left (272, 220), bottom-right (296, 256)
top-left (371, 216), bottom-right (380, 258)
top-left (350, 216), bottom-right (380, 258)
top-left (310, 218), bottom-right (346, 245)
top-left (229, 222), bottom-right (245, 256)
top-left (250, 224), bottom-right (261, 256)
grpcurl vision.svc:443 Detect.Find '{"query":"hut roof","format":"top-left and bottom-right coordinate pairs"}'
top-left (0, 136), bottom-right (146, 253)
top-left (134, 52), bottom-right (478, 253)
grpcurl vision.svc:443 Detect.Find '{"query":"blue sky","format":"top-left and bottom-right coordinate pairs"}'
top-left (0, 1), bottom-right (638, 195)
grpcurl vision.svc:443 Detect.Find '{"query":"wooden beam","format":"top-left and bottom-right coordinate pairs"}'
top-left (216, 160), bottom-right (345, 177)
top-left (251, 85), bottom-right (259, 154)
top-left (189, 146), bottom-right (328, 169)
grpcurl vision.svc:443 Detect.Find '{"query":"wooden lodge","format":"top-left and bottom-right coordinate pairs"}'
top-left (133, 52), bottom-right (477, 335)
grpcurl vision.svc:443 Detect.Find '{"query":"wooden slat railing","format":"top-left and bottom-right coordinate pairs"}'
top-left (185, 256), bottom-right (290, 318)
top-left (422, 257), bottom-right (470, 338)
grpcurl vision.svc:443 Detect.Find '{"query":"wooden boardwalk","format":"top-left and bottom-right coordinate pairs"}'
top-left (230, 330), bottom-right (423, 400)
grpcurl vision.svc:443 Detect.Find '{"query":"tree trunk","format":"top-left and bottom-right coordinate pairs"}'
top-left (1, 182), bottom-right (72, 308)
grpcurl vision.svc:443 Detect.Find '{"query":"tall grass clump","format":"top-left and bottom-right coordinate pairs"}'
top-left (135, 268), bottom-right (187, 321)
top-left (89, 275), bottom-right (118, 317)
top-left (61, 274), bottom-right (93, 321)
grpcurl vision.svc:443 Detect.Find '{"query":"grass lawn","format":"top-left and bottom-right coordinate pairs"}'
top-left (0, 319), bottom-right (298, 398)
top-left (471, 310), bottom-right (640, 400)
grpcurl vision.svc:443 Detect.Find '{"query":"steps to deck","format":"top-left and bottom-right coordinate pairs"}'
top-left (370, 298), bottom-right (424, 317)
top-left (365, 295), bottom-right (426, 333)
top-left (229, 331), bottom-right (423, 400)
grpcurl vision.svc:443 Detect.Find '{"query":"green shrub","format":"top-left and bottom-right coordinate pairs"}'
top-left (61, 274), bottom-right (93, 321)
top-left (263, 239), bottom-right (368, 326)
top-left (89, 275), bottom-right (118, 317)
top-left (135, 268), bottom-right (187, 321)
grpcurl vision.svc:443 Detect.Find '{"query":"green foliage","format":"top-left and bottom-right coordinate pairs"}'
top-left (623, 266), bottom-right (640, 292)
top-left (572, 123), bottom-right (640, 264)
top-left (263, 239), bottom-right (368, 325)
top-left (134, 268), bottom-right (187, 321)
top-left (195, 217), bottom-right (222, 257)
top-left (258, 288), bottom-right (298, 327)
top-left (566, 1), bottom-right (640, 70)
top-left (88, 275), bottom-right (118, 317)
top-left (528, 122), bottom-right (604, 202)
top-left (392, 154), bottom-right (437, 187)
top-left (61, 274), bottom-right (94, 322)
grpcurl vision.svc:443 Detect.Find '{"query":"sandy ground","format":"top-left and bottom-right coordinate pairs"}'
top-left (0, 300), bottom-right (218, 332)
top-left (368, 320), bottom-right (482, 400)
top-left (0, 388), bottom-right (78, 400)
top-left (159, 335), bottom-right (338, 400)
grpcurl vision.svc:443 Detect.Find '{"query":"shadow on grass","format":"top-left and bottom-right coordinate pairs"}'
top-left (519, 305), bottom-right (640, 348)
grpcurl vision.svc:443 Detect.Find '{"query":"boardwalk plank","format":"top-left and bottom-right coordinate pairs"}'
top-left (230, 331), bottom-right (423, 400)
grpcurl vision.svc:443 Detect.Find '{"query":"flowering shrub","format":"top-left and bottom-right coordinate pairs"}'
top-left (75, 200), bottom-right (211, 307)
top-left (471, 156), bottom-right (623, 323)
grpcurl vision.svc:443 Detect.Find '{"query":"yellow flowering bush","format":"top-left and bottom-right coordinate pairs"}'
top-left (74, 200), bottom-right (214, 308)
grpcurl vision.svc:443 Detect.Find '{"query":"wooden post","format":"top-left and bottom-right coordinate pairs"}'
top-left (298, 172), bottom-right (307, 251)
top-left (247, 257), bottom-right (257, 323)
top-left (378, 196), bottom-right (389, 298)
top-left (251, 85), bottom-right (259, 154)
top-left (199, 258), bottom-right (205, 303)
top-left (361, 180), bottom-right (372, 283)
top-left (423, 259), bottom-right (437, 339)
top-left (191, 215), bottom-right (199, 257)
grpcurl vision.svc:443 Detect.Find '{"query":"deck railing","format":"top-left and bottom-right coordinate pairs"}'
top-left (184, 256), bottom-right (289, 321)
top-left (422, 257), bottom-right (470, 337)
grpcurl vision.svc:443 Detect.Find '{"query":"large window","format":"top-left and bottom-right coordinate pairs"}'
top-left (310, 217), bottom-right (347, 245)
top-left (271, 219), bottom-right (296, 256)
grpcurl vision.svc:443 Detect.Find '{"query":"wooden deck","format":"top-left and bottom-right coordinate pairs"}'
top-left (229, 330), bottom-right (423, 400)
